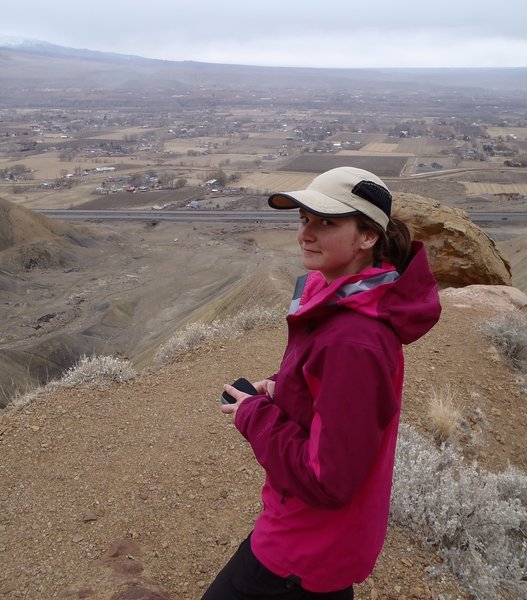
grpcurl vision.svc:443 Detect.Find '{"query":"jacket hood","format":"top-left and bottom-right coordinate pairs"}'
top-left (290, 241), bottom-right (441, 345)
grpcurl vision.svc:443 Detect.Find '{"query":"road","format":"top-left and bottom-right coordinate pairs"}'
top-left (36, 208), bottom-right (527, 225)
top-left (37, 209), bottom-right (297, 223)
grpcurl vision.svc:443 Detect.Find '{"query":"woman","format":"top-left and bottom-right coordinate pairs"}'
top-left (202, 166), bottom-right (441, 599)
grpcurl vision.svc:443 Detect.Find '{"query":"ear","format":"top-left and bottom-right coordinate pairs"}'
top-left (359, 228), bottom-right (379, 250)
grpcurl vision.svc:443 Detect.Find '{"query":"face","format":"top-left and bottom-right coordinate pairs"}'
top-left (297, 209), bottom-right (379, 282)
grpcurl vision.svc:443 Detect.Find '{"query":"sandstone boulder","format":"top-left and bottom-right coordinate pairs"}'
top-left (442, 284), bottom-right (527, 312)
top-left (393, 192), bottom-right (511, 287)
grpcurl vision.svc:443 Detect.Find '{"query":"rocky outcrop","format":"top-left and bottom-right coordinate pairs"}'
top-left (393, 192), bottom-right (512, 287)
top-left (442, 284), bottom-right (527, 312)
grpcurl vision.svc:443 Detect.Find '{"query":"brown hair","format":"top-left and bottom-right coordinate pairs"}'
top-left (355, 214), bottom-right (413, 273)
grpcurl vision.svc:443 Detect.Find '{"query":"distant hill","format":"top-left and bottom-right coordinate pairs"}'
top-left (1, 38), bottom-right (527, 107)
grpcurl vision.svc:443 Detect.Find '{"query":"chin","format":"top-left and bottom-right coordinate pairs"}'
top-left (302, 258), bottom-right (320, 271)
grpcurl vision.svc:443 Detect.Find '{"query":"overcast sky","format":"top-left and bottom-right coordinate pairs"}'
top-left (2, 0), bottom-right (527, 68)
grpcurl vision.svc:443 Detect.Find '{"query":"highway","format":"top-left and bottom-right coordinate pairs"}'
top-left (36, 208), bottom-right (527, 225)
top-left (37, 209), bottom-right (298, 223)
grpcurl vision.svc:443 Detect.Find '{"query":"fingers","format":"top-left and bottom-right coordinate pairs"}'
top-left (221, 401), bottom-right (236, 415)
top-left (220, 384), bottom-right (249, 415)
top-left (252, 379), bottom-right (276, 398)
top-left (251, 379), bottom-right (268, 394)
top-left (223, 383), bottom-right (248, 402)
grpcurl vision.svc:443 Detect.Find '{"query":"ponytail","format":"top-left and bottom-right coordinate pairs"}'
top-left (383, 217), bottom-right (413, 273)
top-left (355, 214), bottom-right (413, 273)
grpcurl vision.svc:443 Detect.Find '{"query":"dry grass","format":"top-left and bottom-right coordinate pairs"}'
top-left (428, 386), bottom-right (462, 445)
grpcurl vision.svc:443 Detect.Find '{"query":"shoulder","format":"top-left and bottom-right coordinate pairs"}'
top-left (320, 308), bottom-right (400, 347)
top-left (307, 310), bottom-right (401, 371)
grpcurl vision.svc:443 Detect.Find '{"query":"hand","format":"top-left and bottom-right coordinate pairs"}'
top-left (220, 384), bottom-right (251, 416)
top-left (252, 379), bottom-right (276, 399)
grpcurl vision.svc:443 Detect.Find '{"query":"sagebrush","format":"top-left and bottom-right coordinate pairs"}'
top-left (10, 355), bottom-right (135, 409)
top-left (484, 312), bottom-right (527, 373)
top-left (392, 424), bottom-right (527, 599)
top-left (154, 305), bottom-right (284, 364)
top-left (58, 354), bottom-right (136, 388)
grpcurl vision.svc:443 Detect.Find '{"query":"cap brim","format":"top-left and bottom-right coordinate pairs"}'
top-left (268, 191), bottom-right (359, 217)
top-left (268, 190), bottom-right (389, 229)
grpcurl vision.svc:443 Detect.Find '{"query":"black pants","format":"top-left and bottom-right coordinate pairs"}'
top-left (200, 536), bottom-right (354, 600)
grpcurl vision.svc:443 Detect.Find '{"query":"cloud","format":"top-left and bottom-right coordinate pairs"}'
top-left (2, 0), bottom-right (527, 67)
top-left (131, 28), bottom-right (527, 68)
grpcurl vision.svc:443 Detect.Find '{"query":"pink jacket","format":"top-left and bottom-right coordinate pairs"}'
top-left (235, 242), bottom-right (441, 592)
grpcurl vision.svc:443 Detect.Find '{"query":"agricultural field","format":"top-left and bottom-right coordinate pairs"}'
top-left (79, 126), bottom-right (161, 141)
top-left (164, 136), bottom-right (234, 154)
top-left (485, 126), bottom-right (527, 140)
top-left (167, 152), bottom-right (258, 169)
top-left (228, 134), bottom-right (296, 154)
top-left (328, 133), bottom-right (387, 144)
top-left (457, 170), bottom-right (527, 184)
top-left (0, 151), bottom-right (95, 179)
top-left (359, 143), bottom-right (400, 153)
top-left (2, 180), bottom-right (111, 209)
top-left (393, 137), bottom-right (447, 154)
top-left (279, 154), bottom-right (409, 177)
top-left (0, 151), bottom-right (152, 180)
top-left (462, 182), bottom-right (527, 196)
top-left (238, 171), bottom-right (315, 194)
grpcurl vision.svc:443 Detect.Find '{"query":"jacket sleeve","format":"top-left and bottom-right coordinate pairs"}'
top-left (235, 340), bottom-right (400, 509)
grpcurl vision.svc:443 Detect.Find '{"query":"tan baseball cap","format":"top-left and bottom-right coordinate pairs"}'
top-left (268, 166), bottom-right (392, 231)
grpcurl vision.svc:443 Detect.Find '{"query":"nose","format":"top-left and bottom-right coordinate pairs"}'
top-left (298, 221), bottom-right (315, 242)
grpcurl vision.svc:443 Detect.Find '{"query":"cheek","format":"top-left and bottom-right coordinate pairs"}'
top-left (332, 235), bottom-right (352, 251)
top-left (296, 226), bottom-right (303, 245)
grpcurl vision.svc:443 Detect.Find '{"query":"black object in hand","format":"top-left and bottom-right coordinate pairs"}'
top-left (221, 378), bottom-right (258, 405)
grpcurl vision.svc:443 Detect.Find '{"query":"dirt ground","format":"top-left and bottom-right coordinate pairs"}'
top-left (1, 287), bottom-right (526, 600)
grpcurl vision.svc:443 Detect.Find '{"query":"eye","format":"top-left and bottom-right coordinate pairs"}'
top-left (299, 214), bottom-right (309, 224)
top-left (320, 218), bottom-right (333, 226)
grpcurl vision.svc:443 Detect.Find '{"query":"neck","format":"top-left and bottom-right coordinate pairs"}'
top-left (323, 257), bottom-right (375, 284)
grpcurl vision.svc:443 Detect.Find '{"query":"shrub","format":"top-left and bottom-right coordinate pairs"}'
top-left (155, 322), bottom-right (217, 365)
top-left (154, 305), bottom-right (284, 365)
top-left (391, 425), bottom-right (527, 599)
top-left (8, 355), bottom-right (135, 409)
top-left (56, 355), bottom-right (135, 388)
top-left (484, 312), bottom-right (527, 372)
